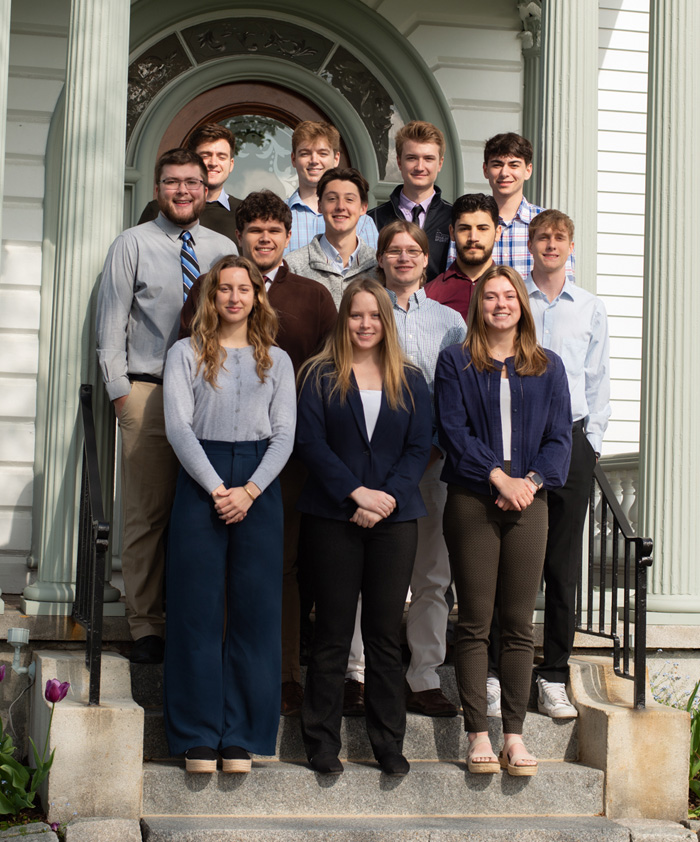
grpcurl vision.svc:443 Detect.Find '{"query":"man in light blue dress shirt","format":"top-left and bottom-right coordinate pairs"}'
top-left (526, 209), bottom-right (610, 718)
top-left (284, 120), bottom-right (378, 253)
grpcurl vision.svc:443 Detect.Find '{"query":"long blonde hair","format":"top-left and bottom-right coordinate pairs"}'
top-left (465, 265), bottom-right (549, 376)
top-left (190, 255), bottom-right (279, 385)
top-left (299, 276), bottom-right (414, 411)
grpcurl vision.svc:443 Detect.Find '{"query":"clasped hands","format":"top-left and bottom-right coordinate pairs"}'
top-left (211, 482), bottom-right (260, 524)
top-left (489, 468), bottom-right (536, 512)
top-left (349, 486), bottom-right (396, 529)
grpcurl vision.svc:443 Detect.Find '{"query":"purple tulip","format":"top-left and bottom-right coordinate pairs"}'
top-left (45, 678), bottom-right (70, 703)
top-left (0, 664), bottom-right (5, 682)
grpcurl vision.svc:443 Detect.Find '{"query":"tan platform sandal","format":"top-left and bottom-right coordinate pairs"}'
top-left (466, 733), bottom-right (501, 774)
top-left (499, 736), bottom-right (538, 777)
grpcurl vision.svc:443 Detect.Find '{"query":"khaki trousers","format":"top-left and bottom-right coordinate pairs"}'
top-left (119, 381), bottom-right (179, 640)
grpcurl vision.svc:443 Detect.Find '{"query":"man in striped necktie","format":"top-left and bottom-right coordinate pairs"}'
top-left (96, 148), bottom-right (237, 664)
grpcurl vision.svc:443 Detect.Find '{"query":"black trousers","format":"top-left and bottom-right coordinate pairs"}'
top-left (534, 423), bottom-right (597, 682)
top-left (300, 515), bottom-right (417, 761)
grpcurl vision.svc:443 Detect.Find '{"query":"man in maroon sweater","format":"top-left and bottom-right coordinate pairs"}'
top-left (425, 193), bottom-right (501, 319)
top-left (180, 191), bottom-right (337, 715)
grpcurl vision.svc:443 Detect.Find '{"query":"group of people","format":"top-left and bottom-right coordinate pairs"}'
top-left (95, 118), bottom-right (610, 779)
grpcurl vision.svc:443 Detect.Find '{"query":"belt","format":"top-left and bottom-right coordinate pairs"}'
top-left (572, 419), bottom-right (585, 432)
top-left (129, 374), bottom-right (163, 386)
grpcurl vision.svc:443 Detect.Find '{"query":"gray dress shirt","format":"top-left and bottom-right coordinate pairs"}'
top-left (96, 214), bottom-right (237, 400)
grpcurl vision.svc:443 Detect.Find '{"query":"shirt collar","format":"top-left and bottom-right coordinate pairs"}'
top-left (209, 187), bottom-right (230, 211)
top-left (442, 259), bottom-right (493, 283)
top-left (398, 190), bottom-right (434, 215)
top-left (526, 272), bottom-right (576, 302)
top-left (319, 233), bottom-right (361, 267)
top-left (386, 286), bottom-right (427, 309)
top-left (288, 188), bottom-right (319, 214)
top-left (155, 212), bottom-right (201, 242)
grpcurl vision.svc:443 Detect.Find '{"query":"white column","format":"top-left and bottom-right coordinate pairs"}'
top-left (639, 0), bottom-right (700, 622)
top-left (537, 0), bottom-right (598, 292)
top-left (0, 0), bottom-right (10, 613)
top-left (518, 0), bottom-right (543, 208)
top-left (21, 0), bottom-right (130, 614)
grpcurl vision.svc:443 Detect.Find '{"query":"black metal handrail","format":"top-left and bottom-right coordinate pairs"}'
top-left (72, 384), bottom-right (110, 705)
top-left (576, 462), bottom-right (653, 708)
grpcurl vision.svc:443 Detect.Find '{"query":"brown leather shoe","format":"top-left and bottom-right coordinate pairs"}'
top-left (406, 687), bottom-right (458, 717)
top-left (281, 680), bottom-right (304, 717)
top-left (342, 678), bottom-right (365, 716)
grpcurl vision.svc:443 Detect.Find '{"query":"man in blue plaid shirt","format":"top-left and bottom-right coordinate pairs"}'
top-left (483, 133), bottom-right (574, 280)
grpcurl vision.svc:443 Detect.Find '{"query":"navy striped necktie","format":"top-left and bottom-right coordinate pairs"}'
top-left (180, 230), bottom-right (200, 301)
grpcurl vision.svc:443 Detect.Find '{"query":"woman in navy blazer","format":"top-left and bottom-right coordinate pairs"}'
top-left (295, 276), bottom-right (432, 777)
top-left (435, 265), bottom-right (571, 778)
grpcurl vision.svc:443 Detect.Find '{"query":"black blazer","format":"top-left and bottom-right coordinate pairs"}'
top-left (295, 365), bottom-right (432, 522)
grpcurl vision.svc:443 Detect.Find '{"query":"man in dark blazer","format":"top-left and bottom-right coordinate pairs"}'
top-left (368, 121), bottom-right (452, 282)
top-left (180, 190), bottom-right (337, 717)
top-left (139, 124), bottom-right (242, 241)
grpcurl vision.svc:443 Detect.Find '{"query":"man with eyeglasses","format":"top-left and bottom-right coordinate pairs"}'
top-left (138, 124), bottom-right (242, 241)
top-left (97, 148), bottom-right (237, 665)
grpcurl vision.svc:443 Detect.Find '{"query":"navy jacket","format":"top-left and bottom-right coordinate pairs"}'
top-left (435, 345), bottom-right (572, 495)
top-left (295, 365), bottom-right (432, 522)
top-left (368, 185), bottom-right (452, 283)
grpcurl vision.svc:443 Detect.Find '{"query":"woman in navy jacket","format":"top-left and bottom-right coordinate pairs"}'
top-left (435, 265), bottom-right (571, 778)
top-left (296, 276), bottom-right (432, 777)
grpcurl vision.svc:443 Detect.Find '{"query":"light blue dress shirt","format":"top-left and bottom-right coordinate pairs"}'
top-left (526, 275), bottom-right (610, 454)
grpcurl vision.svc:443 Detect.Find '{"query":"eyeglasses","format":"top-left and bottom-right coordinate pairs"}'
top-left (383, 247), bottom-right (424, 259)
top-left (159, 178), bottom-right (206, 191)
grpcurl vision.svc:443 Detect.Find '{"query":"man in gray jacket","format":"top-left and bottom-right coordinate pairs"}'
top-left (286, 167), bottom-right (377, 308)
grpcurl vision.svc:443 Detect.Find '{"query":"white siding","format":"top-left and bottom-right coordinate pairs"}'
top-left (366, 0), bottom-right (523, 192)
top-left (597, 0), bottom-right (649, 455)
top-left (1, 1), bottom-right (69, 592)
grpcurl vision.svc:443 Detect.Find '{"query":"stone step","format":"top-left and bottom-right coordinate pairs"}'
top-left (142, 759), bottom-right (603, 818)
top-left (137, 661), bottom-right (577, 763)
top-left (144, 707), bottom-right (577, 762)
top-left (141, 816), bottom-right (631, 842)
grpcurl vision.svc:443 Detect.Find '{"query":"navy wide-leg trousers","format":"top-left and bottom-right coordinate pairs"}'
top-left (163, 440), bottom-right (283, 757)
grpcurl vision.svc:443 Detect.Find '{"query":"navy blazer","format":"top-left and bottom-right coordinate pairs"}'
top-left (295, 365), bottom-right (432, 522)
top-left (435, 344), bottom-right (572, 496)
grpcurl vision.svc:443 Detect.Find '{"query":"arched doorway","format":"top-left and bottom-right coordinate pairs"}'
top-left (125, 2), bottom-right (461, 224)
top-left (155, 81), bottom-right (351, 201)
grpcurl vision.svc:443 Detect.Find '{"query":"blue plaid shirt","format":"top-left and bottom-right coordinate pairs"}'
top-left (493, 197), bottom-right (575, 280)
top-left (284, 189), bottom-right (379, 254)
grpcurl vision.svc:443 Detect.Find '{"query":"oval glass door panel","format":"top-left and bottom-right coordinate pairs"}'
top-left (221, 115), bottom-right (296, 200)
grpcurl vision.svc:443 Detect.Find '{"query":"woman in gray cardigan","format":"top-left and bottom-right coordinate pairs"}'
top-left (163, 255), bottom-right (296, 774)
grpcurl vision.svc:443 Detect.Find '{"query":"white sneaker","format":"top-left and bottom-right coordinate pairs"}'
top-left (536, 677), bottom-right (578, 719)
top-left (486, 676), bottom-right (501, 717)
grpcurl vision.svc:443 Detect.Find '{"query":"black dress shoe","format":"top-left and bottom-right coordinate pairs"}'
top-left (342, 678), bottom-right (365, 716)
top-left (129, 635), bottom-right (165, 664)
top-left (310, 752), bottom-right (344, 775)
top-left (185, 746), bottom-right (217, 773)
top-left (406, 687), bottom-right (458, 717)
top-left (280, 680), bottom-right (304, 717)
top-left (378, 752), bottom-right (410, 777)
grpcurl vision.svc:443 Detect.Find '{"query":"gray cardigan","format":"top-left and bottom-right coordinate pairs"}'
top-left (163, 340), bottom-right (296, 493)
top-left (285, 234), bottom-right (377, 308)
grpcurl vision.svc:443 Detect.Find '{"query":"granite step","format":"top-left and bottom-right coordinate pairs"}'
top-left (141, 816), bottom-right (630, 842)
top-left (136, 662), bottom-right (577, 763)
top-left (142, 759), bottom-right (603, 818)
top-left (144, 707), bottom-right (577, 762)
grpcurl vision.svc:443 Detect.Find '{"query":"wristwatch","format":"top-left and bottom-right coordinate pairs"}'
top-left (526, 471), bottom-right (544, 491)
